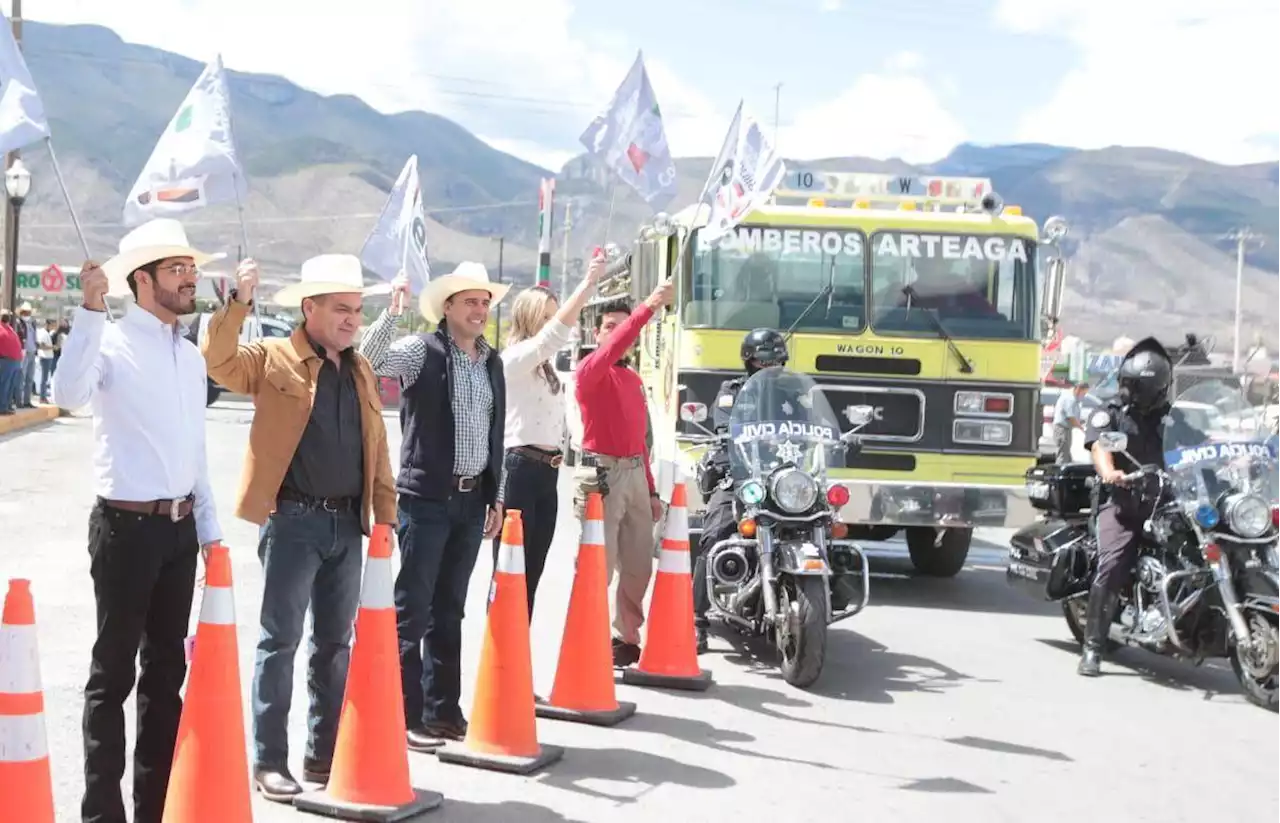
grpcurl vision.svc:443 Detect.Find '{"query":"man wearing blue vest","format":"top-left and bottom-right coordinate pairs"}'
top-left (360, 262), bottom-right (509, 750)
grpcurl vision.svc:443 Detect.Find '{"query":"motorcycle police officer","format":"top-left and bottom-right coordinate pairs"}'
top-left (1079, 336), bottom-right (1194, 676)
top-left (692, 328), bottom-right (790, 652)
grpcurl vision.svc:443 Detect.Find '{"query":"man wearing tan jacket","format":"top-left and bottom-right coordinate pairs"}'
top-left (202, 254), bottom-right (396, 803)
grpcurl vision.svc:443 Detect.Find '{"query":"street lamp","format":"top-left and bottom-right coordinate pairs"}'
top-left (4, 157), bottom-right (32, 312)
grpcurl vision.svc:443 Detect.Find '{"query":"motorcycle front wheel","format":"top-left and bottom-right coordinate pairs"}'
top-left (777, 576), bottom-right (828, 689)
top-left (1230, 612), bottom-right (1278, 712)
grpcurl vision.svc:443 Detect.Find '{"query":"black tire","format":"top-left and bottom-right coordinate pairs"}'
top-left (906, 527), bottom-right (972, 577)
top-left (1062, 597), bottom-right (1119, 652)
top-left (777, 576), bottom-right (827, 688)
top-left (1230, 612), bottom-right (1278, 712)
top-left (206, 380), bottom-right (221, 407)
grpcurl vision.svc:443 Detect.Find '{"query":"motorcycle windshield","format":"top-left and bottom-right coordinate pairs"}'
top-left (727, 366), bottom-right (845, 482)
top-left (1162, 379), bottom-right (1279, 515)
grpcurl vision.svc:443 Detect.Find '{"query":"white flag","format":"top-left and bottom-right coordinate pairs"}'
top-left (0, 9), bottom-right (50, 154)
top-left (360, 155), bottom-right (430, 294)
top-left (123, 55), bottom-right (246, 227)
top-left (698, 101), bottom-right (786, 247)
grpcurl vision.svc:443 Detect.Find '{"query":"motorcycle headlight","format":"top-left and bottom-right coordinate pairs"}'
top-left (1225, 494), bottom-right (1271, 539)
top-left (770, 467), bottom-right (819, 514)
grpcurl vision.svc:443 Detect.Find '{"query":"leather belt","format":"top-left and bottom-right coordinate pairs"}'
top-left (278, 488), bottom-right (358, 513)
top-left (580, 452), bottom-right (643, 469)
top-left (512, 446), bottom-right (563, 468)
top-left (103, 495), bottom-right (194, 523)
top-left (453, 474), bottom-right (482, 492)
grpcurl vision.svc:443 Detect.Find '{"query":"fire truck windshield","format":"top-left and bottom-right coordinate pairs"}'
top-left (685, 225), bottom-right (867, 333)
top-left (868, 230), bottom-right (1037, 341)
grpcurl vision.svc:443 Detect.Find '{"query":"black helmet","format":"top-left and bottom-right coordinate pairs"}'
top-left (741, 328), bottom-right (788, 374)
top-left (1117, 336), bottom-right (1173, 414)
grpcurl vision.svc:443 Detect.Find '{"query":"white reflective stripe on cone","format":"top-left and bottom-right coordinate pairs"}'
top-left (581, 518), bottom-right (605, 546)
top-left (360, 557), bottom-right (394, 610)
top-left (497, 541), bottom-right (526, 575)
top-left (665, 505), bottom-right (689, 539)
top-left (657, 549), bottom-right (691, 574)
top-left (0, 713), bottom-right (49, 762)
top-left (0, 625), bottom-right (42, 694)
top-left (199, 586), bottom-right (236, 626)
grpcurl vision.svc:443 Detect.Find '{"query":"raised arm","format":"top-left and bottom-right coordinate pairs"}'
top-left (505, 253), bottom-right (605, 375)
top-left (576, 279), bottom-right (674, 389)
top-left (201, 260), bottom-right (271, 395)
top-left (51, 263), bottom-right (112, 410)
top-left (359, 275), bottom-right (429, 387)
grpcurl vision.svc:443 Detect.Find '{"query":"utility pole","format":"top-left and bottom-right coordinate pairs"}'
top-left (772, 82), bottom-right (782, 148)
top-left (3, 0), bottom-right (23, 313)
top-left (1224, 227), bottom-right (1263, 373)
top-left (559, 199), bottom-right (573, 301)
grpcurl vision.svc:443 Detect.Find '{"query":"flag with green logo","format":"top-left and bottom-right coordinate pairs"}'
top-left (123, 54), bottom-right (246, 226)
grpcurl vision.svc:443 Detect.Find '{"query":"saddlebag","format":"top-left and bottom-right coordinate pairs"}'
top-left (1024, 462), bottom-right (1099, 516)
top-left (1007, 518), bottom-right (1094, 600)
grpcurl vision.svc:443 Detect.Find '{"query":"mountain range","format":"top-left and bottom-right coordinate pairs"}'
top-left (9, 21), bottom-right (1278, 348)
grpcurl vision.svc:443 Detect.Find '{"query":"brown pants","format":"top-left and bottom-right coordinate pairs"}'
top-left (574, 456), bottom-right (654, 645)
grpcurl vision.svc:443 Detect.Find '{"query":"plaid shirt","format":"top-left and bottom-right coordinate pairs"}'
top-left (359, 309), bottom-right (497, 488)
top-left (446, 333), bottom-right (494, 477)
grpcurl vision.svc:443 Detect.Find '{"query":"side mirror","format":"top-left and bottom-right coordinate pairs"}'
top-left (845, 405), bottom-right (875, 426)
top-left (1040, 256), bottom-right (1066, 329)
top-left (1097, 431), bottom-right (1128, 453)
top-left (680, 402), bottom-right (708, 424)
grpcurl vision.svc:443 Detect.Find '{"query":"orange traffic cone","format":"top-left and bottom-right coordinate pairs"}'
top-left (622, 482), bottom-right (714, 691)
top-left (0, 579), bottom-right (55, 823)
top-left (295, 524), bottom-right (444, 820)
top-left (536, 493), bottom-right (637, 726)
top-left (436, 511), bottom-right (563, 774)
top-left (162, 543), bottom-right (252, 823)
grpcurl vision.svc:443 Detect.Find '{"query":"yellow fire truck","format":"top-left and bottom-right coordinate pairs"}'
top-left (562, 170), bottom-right (1068, 577)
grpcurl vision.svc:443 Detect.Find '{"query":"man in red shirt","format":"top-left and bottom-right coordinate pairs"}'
top-left (574, 279), bottom-right (674, 666)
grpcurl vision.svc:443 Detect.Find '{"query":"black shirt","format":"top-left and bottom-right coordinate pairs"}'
top-left (1083, 400), bottom-right (1206, 511)
top-left (281, 339), bottom-right (364, 500)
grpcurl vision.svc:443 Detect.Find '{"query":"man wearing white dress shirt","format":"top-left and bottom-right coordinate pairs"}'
top-left (52, 218), bottom-right (224, 823)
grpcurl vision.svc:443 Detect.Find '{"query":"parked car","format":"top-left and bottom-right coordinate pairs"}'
top-left (181, 311), bottom-right (295, 405)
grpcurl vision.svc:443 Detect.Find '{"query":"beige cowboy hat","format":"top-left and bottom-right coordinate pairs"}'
top-left (17, 301), bottom-right (32, 313)
top-left (273, 254), bottom-right (390, 307)
top-left (101, 219), bottom-right (226, 298)
top-left (419, 261), bottom-right (510, 324)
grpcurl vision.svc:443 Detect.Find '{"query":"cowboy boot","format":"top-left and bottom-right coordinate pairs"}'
top-left (1077, 584), bottom-right (1119, 677)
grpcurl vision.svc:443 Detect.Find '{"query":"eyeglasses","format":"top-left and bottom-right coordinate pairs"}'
top-left (157, 263), bottom-right (199, 278)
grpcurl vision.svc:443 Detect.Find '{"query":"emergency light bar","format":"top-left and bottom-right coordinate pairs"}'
top-left (773, 170), bottom-right (995, 209)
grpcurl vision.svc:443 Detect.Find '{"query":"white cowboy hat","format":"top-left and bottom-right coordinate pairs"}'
top-left (272, 253), bottom-right (388, 307)
top-left (17, 302), bottom-right (32, 313)
top-left (101, 219), bottom-right (226, 298)
top-left (419, 261), bottom-right (510, 324)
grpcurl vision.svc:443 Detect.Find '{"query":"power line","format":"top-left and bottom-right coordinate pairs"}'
top-left (20, 199), bottom-right (541, 231)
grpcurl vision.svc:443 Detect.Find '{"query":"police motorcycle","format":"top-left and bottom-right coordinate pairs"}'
top-left (1008, 379), bottom-right (1279, 710)
top-left (682, 365), bottom-right (875, 688)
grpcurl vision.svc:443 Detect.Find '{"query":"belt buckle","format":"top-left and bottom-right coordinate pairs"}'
top-left (457, 476), bottom-right (474, 492)
top-left (323, 498), bottom-right (339, 513)
top-left (168, 499), bottom-right (182, 523)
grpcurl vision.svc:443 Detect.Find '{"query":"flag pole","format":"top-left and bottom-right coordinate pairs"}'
top-left (45, 139), bottom-right (117, 323)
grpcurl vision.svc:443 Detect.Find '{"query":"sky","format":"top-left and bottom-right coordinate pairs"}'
top-left (14, 0), bottom-right (1279, 172)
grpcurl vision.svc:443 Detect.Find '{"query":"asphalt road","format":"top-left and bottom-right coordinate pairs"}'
top-left (2, 401), bottom-right (1276, 823)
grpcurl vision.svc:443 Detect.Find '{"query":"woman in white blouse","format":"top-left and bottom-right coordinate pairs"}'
top-left (497, 251), bottom-right (604, 615)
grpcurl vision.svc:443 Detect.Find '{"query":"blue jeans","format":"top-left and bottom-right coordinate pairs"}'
top-left (251, 501), bottom-right (363, 768)
top-left (395, 492), bottom-right (487, 728)
top-left (19, 352), bottom-right (35, 407)
top-left (39, 358), bottom-right (54, 401)
top-left (0, 358), bottom-right (18, 413)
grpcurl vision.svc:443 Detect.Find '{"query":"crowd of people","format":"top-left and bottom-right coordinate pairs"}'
top-left (0, 301), bottom-right (68, 414)
top-left (50, 216), bottom-right (676, 821)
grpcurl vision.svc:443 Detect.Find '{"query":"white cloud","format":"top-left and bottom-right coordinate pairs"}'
top-left (820, 0), bottom-right (843, 11)
top-left (777, 54), bottom-right (965, 163)
top-left (20, 0), bottom-right (730, 169)
top-left (994, 0), bottom-right (1279, 164)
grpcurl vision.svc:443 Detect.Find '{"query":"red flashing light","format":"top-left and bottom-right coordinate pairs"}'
top-left (1203, 542), bottom-right (1222, 563)
top-left (827, 484), bottom-right (851, 507)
